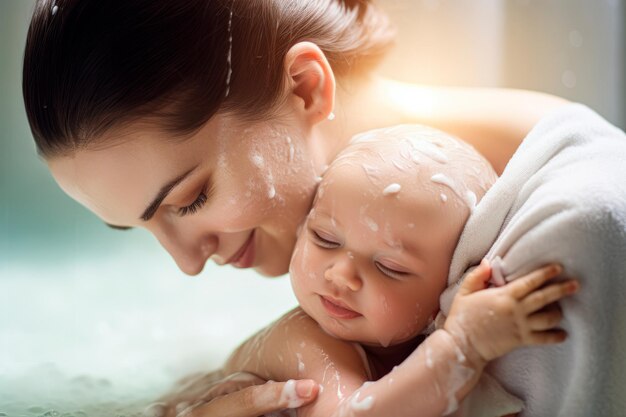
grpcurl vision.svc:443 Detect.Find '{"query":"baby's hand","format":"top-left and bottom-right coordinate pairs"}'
top-left (444, 260), bottom-right (579, 366)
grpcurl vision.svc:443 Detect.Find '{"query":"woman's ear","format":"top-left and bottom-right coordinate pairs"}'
top-left (284, 42), bottom-right (336, 125)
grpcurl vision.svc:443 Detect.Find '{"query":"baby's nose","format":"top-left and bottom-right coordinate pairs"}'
top-left (324, 256), bottom-right (362, 291)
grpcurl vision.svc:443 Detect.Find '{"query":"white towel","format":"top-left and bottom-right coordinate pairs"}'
top-left (439, 103), bottom-right (626, 416)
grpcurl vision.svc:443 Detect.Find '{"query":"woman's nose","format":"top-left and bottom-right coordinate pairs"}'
top-left (154, 227), bottom-right (217, 276)
top-left (324, 255), bottom-right (362, 291)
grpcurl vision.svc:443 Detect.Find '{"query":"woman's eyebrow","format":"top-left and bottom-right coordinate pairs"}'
top-left (140, 165), bottom-right (199, 221)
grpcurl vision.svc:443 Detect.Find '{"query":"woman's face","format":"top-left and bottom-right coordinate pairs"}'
top-left (48, 113), bottom-right (320, 277)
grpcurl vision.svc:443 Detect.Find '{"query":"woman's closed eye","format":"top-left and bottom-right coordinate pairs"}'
top-left (178, 188), bottom-right (209, 217)
top-left (375, 261), bottom-right (409, 280)
top-left (310, 229), bottom-right (340, 249)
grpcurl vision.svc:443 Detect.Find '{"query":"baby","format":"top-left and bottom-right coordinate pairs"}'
top-left (221, 126), bottom-right (578, 417)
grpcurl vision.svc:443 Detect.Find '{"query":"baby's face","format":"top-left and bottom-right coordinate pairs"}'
top-left (289, 127), bottom-right (490, 347)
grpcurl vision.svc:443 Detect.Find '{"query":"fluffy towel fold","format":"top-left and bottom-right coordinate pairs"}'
top-left (438, 104), bottom-right (626, 416)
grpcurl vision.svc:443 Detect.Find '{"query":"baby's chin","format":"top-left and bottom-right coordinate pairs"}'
top-left (318, 321), bottom-right (421, 348)
top-left (315, 319), bottom-right (395, 347)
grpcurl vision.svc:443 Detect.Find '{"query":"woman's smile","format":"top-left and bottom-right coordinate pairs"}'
top-left (228, 230), bottom-right (256, 268)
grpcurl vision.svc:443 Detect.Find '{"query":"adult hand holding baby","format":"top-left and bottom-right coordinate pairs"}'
top-left (156, 371), bottom-right (318, 417)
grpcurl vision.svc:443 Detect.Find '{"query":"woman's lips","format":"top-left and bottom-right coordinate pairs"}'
top-left (229, 231), bottom-right (256, 268)
top-left (320, 296), bottom-right (362, 319)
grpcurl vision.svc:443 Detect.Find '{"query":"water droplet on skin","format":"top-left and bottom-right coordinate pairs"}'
top-left (268, 186), bottom-right (276, 199)
top-left (440, 193), bottom-right (448, 203)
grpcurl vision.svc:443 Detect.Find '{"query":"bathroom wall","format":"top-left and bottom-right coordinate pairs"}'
top-left (378, 0), bottom-right (625, 129)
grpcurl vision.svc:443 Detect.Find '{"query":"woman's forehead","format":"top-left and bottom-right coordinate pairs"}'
top-left (46, 128), bottom-right (210, 224)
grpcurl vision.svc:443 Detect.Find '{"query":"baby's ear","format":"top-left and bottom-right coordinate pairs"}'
top-left (284, 42), bottom-right (335, 125)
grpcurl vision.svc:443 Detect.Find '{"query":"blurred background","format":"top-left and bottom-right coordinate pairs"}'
top-left (1, 0), bottom-right (624, 415)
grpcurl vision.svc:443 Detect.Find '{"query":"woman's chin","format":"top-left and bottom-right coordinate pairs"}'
top-left (253, 262), bottom-right (290, 278)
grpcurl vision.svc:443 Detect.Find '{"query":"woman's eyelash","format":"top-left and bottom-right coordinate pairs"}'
top-left (178, 190), bottom-right (208, 217)
top-left (311, 230), bottom-right (340, 249)
top-left (375, 261), bottom-right (407, 280)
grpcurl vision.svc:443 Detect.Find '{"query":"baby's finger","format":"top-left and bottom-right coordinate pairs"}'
top-left (522, 279), bottom-right (579, 313)
top-left (527, 329), bottom-right (568, 345)
top-left (457, 259), bottom-right (491, 296)
top-left (527, 304), bottom-right (563, 331)
top-left (507, 264), bottom-right (562, 299)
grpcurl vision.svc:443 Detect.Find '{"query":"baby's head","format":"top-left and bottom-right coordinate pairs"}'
top-left (290, 125), bottom-right (497, 347)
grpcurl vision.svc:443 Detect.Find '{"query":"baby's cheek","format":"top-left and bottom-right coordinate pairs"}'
top-left (378, 299), bottom-right (428, 344)
top-left (365, 295), bottom-right (403, 347)
top-left (289, 239), bottom-right (315, 287)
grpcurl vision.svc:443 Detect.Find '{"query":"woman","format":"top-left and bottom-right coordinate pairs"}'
top-left (22, 0), bottom-right (568, 415)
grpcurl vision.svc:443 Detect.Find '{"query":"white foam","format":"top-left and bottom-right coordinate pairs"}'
top-left (411, 141), bottom-right (449, 164)
top-left (430, 173), bottom-right (455, 189)
top-left (296, 353), bottom-right (305, 373)
top-left (278, 379), bottom-right (301, 408)
top-left (286, 136), bottom-right (295, 162)
top-left (425, 346), bottom-right (434, 369)
top-left (363, 217), bottom-right (379, 232)
top-left (350, 391), bottom-right (375, 411)
top-left (224, 2), bottom-right (234, 97)
top-left (431, 174), bottom-right (476, 211)
top-left (251, 153), bottom-right (264, 168)
top-left (382, 183), bottom-right (401, 196)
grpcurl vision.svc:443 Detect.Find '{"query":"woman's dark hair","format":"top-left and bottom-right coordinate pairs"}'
top-left (23, 0), bottom-right (395, 158)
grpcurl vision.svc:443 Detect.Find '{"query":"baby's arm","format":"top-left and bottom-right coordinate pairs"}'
top-left (223, 308), bottom-right (372, 417)
top-left (326, 260), bottom-right (578, 417)
top-left (222, 262), bottom-right (577, 417)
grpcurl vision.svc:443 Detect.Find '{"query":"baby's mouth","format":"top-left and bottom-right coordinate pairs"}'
top-left (319, 295), bottom-right (362, 319)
